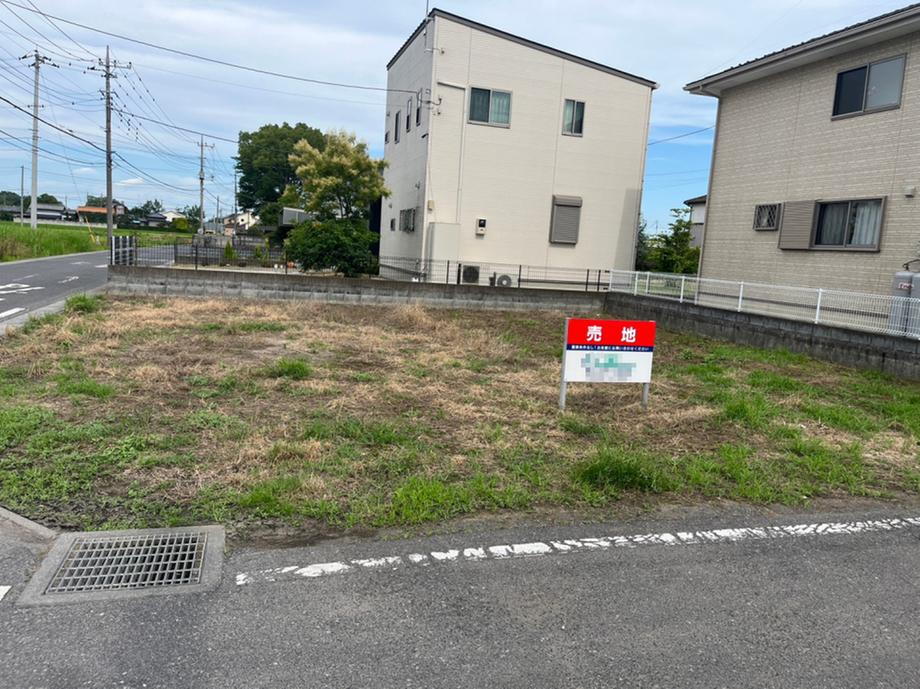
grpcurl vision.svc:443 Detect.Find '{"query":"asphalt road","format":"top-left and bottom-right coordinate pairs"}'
top-left (0, 251), bottom-right (108, 324)
top-left (2, 506), bottom-right (920, 688)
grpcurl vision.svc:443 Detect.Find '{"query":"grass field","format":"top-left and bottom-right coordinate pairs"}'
top-left (1, 295), bottom-right (919, 537)
top-left (0, 221), bottom-right (192, 262)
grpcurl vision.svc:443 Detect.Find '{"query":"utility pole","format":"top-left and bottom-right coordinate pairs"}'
top-left (27, 50), bottom-right (51, 230)
top-left (198, 135), bottom-right (213, 234)
top-left (19, 165), bottom-right (24, 225)
top-left (104, 46), bottom-right (113, 247)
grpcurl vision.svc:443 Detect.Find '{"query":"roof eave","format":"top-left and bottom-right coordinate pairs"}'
top-left (684, 6), bottom-right (920, 97)
top-left (388, 8), bottom-right (658, 89)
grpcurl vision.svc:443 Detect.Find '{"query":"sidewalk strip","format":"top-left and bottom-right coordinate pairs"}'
top-left (235, 516), bottom-right (920, 587)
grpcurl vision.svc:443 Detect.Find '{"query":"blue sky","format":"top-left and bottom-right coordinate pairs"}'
top-left (0, 0), bottom-right (909, 229)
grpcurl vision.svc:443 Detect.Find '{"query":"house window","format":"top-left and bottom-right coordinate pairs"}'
top-left (389, 218), bottom-right (395, 232)
top-left (562, 99), bottom-right (585, 135)
top-left (833, 55), bottom-right (905, 116)
top-left (406, 99), bottom-right (411, 132)
top-left (469, 87), bottom-right (511, 126)
top-left (399, 208), bottom-right (416, 232)
top-left (549, 195), bottom-right (581, 244)
top-left (416, 103), bottom-right (421, 127)
top-left (384, 130), bottom-right (389, 144)
top-left (753, 203), bottom-right (781, 231)
top-left (395, 111), bottom-right (401, 143)
top-left (813, 198), bottom-right (883, 249)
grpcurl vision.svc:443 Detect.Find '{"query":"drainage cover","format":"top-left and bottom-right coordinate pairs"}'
top-left (46, 532), bottom-right (207, 594)
top-left (18, 525), bottom-right (224, 606)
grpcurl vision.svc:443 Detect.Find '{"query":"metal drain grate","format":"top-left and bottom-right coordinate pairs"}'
top-left (45, 532), bottom-right (207, 594)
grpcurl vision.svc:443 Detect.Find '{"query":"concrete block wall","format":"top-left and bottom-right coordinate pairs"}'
top-left (105, 266), bottom-right (607, 313)
top-left (604, 292), bottom-right (920, 380)
top-left (106, 267), bottom-right (920, 380)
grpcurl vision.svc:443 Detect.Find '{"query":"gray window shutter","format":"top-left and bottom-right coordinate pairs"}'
top-left (778, 200), bottom-right (815, 250)
top-left (550, 195), bottom-right (582, 244)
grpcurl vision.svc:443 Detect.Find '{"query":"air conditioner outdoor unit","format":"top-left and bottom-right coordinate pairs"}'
top-left (461, 265), bottom-right (480, 284)
top-left (495, 273), bottom-right (513, 288)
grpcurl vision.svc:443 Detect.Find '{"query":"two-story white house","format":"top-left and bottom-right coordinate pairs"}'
top-left (380, 9), bottom-right (656, 281)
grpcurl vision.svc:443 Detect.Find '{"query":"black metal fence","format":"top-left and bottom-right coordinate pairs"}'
top-left (378, 256), bottom-right (613, 292)
top-left (110, 235), bottom-right (289, 271)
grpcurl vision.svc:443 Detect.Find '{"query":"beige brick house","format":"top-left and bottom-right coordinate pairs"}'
top-left (381, 9), bottom-right (656, 278)
top-left (685, 5), bottom-right (920, 295)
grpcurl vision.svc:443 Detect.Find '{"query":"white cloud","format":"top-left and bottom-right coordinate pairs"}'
top-left (116, 177), bottom-right (145, 186)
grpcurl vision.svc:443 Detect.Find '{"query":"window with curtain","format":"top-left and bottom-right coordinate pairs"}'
top-left (814, 198), bottom-right (883, 248)
top-left (469, 87), bottom-right (511, 126)
top-left (562, 99), bottom-right (585, 135)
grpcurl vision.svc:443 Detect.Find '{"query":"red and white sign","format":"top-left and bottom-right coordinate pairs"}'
top-left (562, 319), bottom-right (656, 384)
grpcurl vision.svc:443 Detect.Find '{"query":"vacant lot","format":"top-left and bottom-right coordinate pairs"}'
top-left (0, 221), bottom-right (189, 261)
top-left (1, 295), bottom-right (919, 536)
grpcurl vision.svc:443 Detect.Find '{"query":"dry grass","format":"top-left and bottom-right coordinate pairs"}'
top-left (1, 294), bottom-right (919, 535)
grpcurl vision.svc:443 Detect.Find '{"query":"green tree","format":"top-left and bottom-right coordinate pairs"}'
top-left (236, 122), bottom-right (324, 215)
top-left (86, 194), bottom-right (106, 207)
top-left (285, 218), bottom-right (376, 277)
top-left (647, 208), bottom-right (700, 274)
top-left (181, 204), bottom-right (201, 232)
top-left (36, 193), bottom-right (59, 204)
top-left (634, 215), bottom-right (652, 271)
top-left (288, 130), bottom-right (388, 220)
top-left (0, 190), bottom-right (20, 206)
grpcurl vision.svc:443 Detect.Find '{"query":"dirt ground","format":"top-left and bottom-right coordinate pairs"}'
top-left (1, 295), bottom-right (918, 539)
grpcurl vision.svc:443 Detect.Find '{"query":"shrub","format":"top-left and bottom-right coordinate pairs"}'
top-left (285, 218), bottom-right (376, 278)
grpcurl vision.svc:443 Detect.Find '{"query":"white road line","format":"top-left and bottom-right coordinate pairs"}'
top-left (0, 283), bottom-right (43, 295)
top-left (0, 307), bottom-right (25, 320)
top-left (0, 586), bottom-right (10, 602)
top-left (235, 516), bottom-right (920, 587)
top-left (70, 261), bottom-right (89, 265)
top-left (94, 264), bottom-right (107, 268)
top-left (58, 276), bottom-right (79, 284)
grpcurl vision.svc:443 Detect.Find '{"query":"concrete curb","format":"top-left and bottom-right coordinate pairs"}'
top-left (0, 505), bottom-right (56, 541)
top-left (1, 249), bottom-right (107, 266)
top-left (0, 285), bottom-right (106, 338)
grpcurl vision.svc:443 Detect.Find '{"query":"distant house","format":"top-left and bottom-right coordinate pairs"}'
top-left (23, 202), bottom-right (66, 222)
top-left (685, 4), bottom-right (920, 296)
top-left (223, 211), bottom-right (259, 233)
top-left (146, 212), bottom-right (168, 227)
top-left (77, 204), bottom-right (126, 223)
top-left (683, 195), bottom-right (706, 248)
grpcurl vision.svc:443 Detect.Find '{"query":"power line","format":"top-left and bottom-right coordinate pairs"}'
top-left (0, 0), bottom-right (416, 94)
top-left (26, 0), bottom-right (97, 61)
top-left (0, 3), bottom-right (92, 62)
top-left (110, 106), bottom-right (237, 143)
top-left (647, 126), bottom-right (715, 146)
top-left (0, 91), bottom-right (107, 151)
top-left (126, 60), bottom-right (384, 107)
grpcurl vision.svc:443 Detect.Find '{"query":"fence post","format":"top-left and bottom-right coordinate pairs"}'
top-left (645, 272), bottom-right (650, 295)
top-left (194, 245), bottom-right (198, 270)
top-left (585, 268), bottom-right (590, 291)
top-left (607, 269), bottom-right (613, 292)
top-left (284, 251), bottom-right (288, 275)
top-left (737, 282), bottom-right (744, 312)
top-left (633, 271), bottom-right (639, 295)
top-left (517, 264), bottom-right (522, 288)
top-left (456, 263), bottom-right (461, 285)
top-left (679, 276), bottom-right (686, 304)
top-left (595, 269), bottom-right (601, 292)
top-left (814, 288), bottom-right (823, 325)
